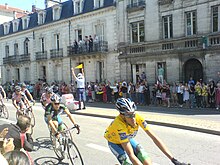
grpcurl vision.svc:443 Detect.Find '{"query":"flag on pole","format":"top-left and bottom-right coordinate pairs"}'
top-left (75, 64), bottom-right (83, 69)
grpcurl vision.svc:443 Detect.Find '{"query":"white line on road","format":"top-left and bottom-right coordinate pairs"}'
top-left (86, 143), bottom-right (111, 153)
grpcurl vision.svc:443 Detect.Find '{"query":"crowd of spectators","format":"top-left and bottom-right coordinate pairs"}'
top-left (2, 75), bottom-right (220, 110)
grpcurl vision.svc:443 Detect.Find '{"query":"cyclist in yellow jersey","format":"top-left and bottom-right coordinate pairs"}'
top-left (104, 98), bottom-right (188, 165)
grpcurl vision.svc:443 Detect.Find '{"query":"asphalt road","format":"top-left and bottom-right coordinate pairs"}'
top-left (0, 102), bottom-right (219, 165)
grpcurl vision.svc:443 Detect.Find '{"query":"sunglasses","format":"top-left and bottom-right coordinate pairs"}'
top-left (54, 103), bottom-right (60, 105)
top-left (124, 113), bottom-right (136, 118)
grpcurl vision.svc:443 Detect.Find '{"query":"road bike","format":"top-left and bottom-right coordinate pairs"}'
top-left (50, 125), bottom-right (84, 165)
top-left (0, 104), bottom-right (9, 119)
top-left (16, 106), bottom-right (35, 127)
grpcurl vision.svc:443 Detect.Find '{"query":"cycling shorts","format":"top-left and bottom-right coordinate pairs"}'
top-left (44, 115), bottom-right (62, 126)
top-left (108, 138), bottom-right (150, 164)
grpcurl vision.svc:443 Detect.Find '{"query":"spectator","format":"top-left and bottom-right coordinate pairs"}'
top-left (89, 35), bottom-right (93, 52)
top-left (74, 39), bottom-right (78, 54)
top-left (4, 150), bottom-right (30, 165)
top-left (94, 34), bottom-right (99, 51)
top-left (0, 115), bottom-right (33, 152)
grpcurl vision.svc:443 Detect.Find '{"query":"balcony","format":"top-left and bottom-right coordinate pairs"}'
top-left (35, 51), bottom-right (47, 61)
top-left (158, 0), bottom-right (174, 5)
top-left (3, 55), bottom-right (19, 64)
top-left (50, 48), bottom-right (63, 59)
top-left (67, 41), bottom-right (108, 57)
top-left (19, 53), bottom-right (30, 62)
top-left (127, 0), bottom-right (145, 13)
top-left (118, 36), bottom-right (207, 58)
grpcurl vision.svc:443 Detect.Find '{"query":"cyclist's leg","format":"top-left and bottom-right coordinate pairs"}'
top-left (57, 115), bottom-right (64, 132)
top-left (130, 138), bottom-right (152, 165)
top-left (108, 141), bottom-right (132, 165)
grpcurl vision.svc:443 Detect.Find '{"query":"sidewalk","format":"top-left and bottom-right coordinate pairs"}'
top-left (71, 103), bottom-right (220, 136)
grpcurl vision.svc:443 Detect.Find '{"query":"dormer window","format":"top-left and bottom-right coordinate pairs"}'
top-left (74, 0), bottom-right (83, 14)
top-left (94, 0), bottom-right (104, 9)
top-left (38, 10), bottom-right (46, 25)
top-left (12, 19), bottom-right (20, 32)
top-left (52, 4), bottom-right (62, 20)
top-left (21, 16), bottom-right (30, 29)
top-left (3, 22), bottom-right (10, 35)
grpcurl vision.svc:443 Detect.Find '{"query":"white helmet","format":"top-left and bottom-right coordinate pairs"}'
top-left (115, 98), bottom-right (136, 115)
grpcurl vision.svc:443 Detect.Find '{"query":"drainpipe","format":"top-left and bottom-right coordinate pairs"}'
top-left (69, 20), bottom-right (72, 83)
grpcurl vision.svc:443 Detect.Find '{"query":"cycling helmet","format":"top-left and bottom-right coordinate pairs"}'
top-left (15, 86), bottom-right (21, 92)
top-left (50, 94), bottom-right (61, 103)
top-left (115, 98), bottom-right (136, 115)
top-left (21, 83), bottom-right (26, 87)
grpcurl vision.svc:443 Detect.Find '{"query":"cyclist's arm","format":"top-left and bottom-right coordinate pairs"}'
top-left (121, 141), bottom-right (142, 165)
top-left (26, 90), bottom-right (34, 101)
top-left (23, 95), bottom-right (30, 107)
top-left (12, 99), bottom-right (20, 110)
top-left (64, 108), bottom-right (76, 125)
top-left (145, 129), bottom-right (173, 160)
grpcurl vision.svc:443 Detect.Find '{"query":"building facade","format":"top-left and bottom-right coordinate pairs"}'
top-left (0, 0), bottom-right (220, 85)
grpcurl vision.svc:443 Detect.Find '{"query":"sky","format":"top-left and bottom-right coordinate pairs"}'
top-left (0, 0), bottom-right (45, 11)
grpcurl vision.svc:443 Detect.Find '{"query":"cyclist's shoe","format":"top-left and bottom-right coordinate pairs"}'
top-left (172, 158), bottom-right (191, 165)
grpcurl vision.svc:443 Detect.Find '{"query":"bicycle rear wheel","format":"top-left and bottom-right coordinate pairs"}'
top-left (67, 140), bottom-right (84, 165)
top-left (2, 105), bottom-right (9, 119)
top-left (27, 109), bottom-right (35, 127)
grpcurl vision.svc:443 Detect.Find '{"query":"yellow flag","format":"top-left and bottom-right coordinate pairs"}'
top-left (75, 64), bottom-right (83, 69)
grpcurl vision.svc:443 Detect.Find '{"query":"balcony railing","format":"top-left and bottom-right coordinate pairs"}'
top-left (50, 48), bottom-right (63, 59)
top-left (3, 54), bottom-right (30, 64)
top-left (35, 51), bottom-right (47, 61)
top-left (67, 41), bottom-right (108, 57)
top-left (118, 36), bottom-right (211, 57)
top-left (158, 0), bottom-right (174, 5)
top-left (127, 0), bottom-right (145, 12)
top-left (3, 55), bottom-right (19, 64)
top-left (19, 53), bottom-right (30, 62)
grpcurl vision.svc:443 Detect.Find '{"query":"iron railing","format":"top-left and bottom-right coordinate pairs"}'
top-left (35, 51), bottom-right (47, 61)
top-left (50, 48), bottom-right (63, 59)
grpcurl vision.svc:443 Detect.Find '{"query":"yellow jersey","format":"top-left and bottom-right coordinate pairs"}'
top-left (104, 113), bottom-right (149, 144)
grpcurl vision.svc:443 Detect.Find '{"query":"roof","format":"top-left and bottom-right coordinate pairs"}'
top-left (0, 4), bottom-right (27, 19)
top-left (0, 0), bottom-right (116, 37)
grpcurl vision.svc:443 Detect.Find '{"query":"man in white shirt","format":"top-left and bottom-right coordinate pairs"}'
top-left (71, 67), bottom-right (86, 110)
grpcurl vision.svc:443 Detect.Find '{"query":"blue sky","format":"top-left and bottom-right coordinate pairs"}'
top-left (0, 0), bottom-right (45, 11)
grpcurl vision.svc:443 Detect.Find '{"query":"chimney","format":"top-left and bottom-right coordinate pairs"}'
top-left (32, 5), bottom-right (36, 12)
top-left (13, 11), bottom-right (17, 19)
top-left (5, 3), bottom-right (8, 9)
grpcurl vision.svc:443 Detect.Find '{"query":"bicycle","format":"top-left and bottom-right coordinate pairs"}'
top-left (16, 106), bottom-right (35, 127)
top-left (0, 104), bottom-right (9, 119)
top-left (50, 125), bottom-right (84, 165)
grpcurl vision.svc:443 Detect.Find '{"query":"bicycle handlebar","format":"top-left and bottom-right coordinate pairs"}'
top-left (59, 125), bottom-right (80, 135)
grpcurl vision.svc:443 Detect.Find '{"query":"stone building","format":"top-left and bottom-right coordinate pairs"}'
top-left (0, 0), bottom-right (220, 85)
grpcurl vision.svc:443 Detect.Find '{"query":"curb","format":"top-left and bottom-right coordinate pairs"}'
top-left (71, 112), bottom-right (220, 136)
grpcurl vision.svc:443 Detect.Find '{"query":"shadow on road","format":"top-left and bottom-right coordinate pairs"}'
top-left (34, 156), bottom-right (69, 165)
top-left (34, 137), bottom-right (53, 151)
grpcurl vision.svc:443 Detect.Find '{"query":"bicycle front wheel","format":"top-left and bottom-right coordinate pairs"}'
top-left (2, 105), bottom-right (9, 119)
top-left (67, 140), bottom-right (84, 165)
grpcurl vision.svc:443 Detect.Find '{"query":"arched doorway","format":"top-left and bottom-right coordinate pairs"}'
top-left (184, 58), bottom-right (203, 83)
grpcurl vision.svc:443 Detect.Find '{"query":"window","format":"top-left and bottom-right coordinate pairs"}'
top-left (94, 0), bottom-right (104, 8)
top-left (52, 5), bottom-right (62, 20)
top-left (21, 16), bottom-right (30, 29)
top-left (163, 15), bottom-right (173, 39)
top-left (3, 22), bottom-right (10, 35)
top-left (5, 46), bottom-right (9, 57)
top-left (38, 11), bottom-right (46, 24)
top-left (74, 0), bottom-right (83, 14)
top-left (24, 40), bottom-right (29, 54)
top-left (212, 6), bottom-right (220, 32)
top-left (12, 19), bottom-right (19, 32)
top-left (55, 34), bottom-right (60, 50)
top-left (95, 24), bottom-right (104, 41)
top-left (130, 21), bottom-right (144, 43)
top-left (40, 38), bottom-right (45, 52)
top-left (75, 29), bottom-right (82, 41)
top-left (185, 11), bottom-right (197, 36)
top-left (14, 43), bottom-right (19, 55)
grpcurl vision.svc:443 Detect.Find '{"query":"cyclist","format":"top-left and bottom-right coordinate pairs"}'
top-left (21, 83), bottom-right (35, 105)
top-left (12, 86), bottom-right (30, 114)
top-left (44, 94), bottom-right (80, 137)
top-left (104, 98), bottom-right (188, 165)
top-left (0, 85), bottom-right (6, 105)
top-left (40, 87), bottom-right (54, 109)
